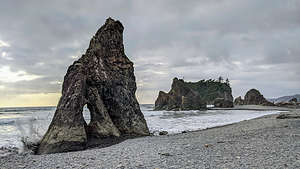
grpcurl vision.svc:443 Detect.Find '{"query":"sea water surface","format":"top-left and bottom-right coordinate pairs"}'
top-left (0, 104), bottom-right (281, 156)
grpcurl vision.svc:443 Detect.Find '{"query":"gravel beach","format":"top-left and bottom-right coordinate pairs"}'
top-left (1, 108), bottom-right (299, 169)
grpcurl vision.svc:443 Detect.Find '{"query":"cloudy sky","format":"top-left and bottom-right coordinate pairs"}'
top-left (0, 0), bottom-right (299, 107)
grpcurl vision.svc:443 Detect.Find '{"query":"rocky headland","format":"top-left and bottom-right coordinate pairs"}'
top-left (37, 18), bottom-right (149, 154)
top-left (154, 78), bottom-right (233, 110)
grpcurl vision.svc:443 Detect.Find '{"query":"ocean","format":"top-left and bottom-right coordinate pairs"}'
top-left (0, 104), bottom-right (281, 156)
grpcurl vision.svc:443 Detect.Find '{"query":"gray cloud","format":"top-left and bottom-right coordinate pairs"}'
top-left (0, 0), bottom-right (299, 104)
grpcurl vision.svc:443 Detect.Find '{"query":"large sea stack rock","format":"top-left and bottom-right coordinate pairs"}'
top-left (154, 78), bottom-right (233, 110)
top-left (243, 89), bottom-right (274, 106)
top-left (37, 18), bottom-right (149, 154)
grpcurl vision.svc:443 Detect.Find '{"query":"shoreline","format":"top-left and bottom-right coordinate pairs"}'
top-left (170, 106), bottom-right (287, 136)
top-left (1, 107), bottom-right (299, 168)
top-left (208, 104), bottom-right (293, 111)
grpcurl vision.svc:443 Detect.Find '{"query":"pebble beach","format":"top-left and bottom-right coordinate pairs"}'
top-left (1, 107), bottom-right (299, 169)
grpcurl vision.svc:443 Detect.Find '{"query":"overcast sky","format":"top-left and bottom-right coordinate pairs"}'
top-left (0, 0), bottom-right (299, 106)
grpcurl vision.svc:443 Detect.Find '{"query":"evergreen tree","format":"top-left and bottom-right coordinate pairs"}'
top-left (218, 76), bottom-right (223, 83)
top-left (225, 78), bottom-right (230, 86)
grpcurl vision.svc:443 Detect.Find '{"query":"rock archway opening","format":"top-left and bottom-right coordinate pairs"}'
top-left (83, 105), bottom-right (91, 124)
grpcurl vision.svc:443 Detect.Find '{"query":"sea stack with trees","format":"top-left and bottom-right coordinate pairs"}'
top-left (154, 76), bottom-right (234, 110)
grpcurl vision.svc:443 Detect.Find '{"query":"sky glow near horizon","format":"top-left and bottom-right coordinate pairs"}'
top-left (0, 0), bottom-right (299, 107)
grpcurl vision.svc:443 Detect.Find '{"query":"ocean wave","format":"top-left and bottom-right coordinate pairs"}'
top-left (140, 104), bottom-right (154, 110)
top-left (0, 117), bottom-right (39, 126)
top-left (0, 120), bottom-right (15, 125)
top-left (0, 106), bottom-right (56, 113)
top-left (0, 112), bottom-right (31, 115)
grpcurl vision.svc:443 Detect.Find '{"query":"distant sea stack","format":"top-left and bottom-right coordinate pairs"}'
top-left (37, 18), bottom-right (149, 154)
top-left (234, 89), bottom-right (274, 106)
top-left (154, 78), bottom-right (233, 110)
top-left (234, 96), bottom-right (244, 105)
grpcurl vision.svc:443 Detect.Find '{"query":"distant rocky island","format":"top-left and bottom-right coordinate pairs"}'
top-left (154, 77), bottom-right (234, 110)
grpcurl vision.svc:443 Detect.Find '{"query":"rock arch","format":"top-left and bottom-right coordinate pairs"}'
top-left (37, 18), bottom-right (149, 154)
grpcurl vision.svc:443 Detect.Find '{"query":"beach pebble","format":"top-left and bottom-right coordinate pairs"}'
top-left (1, 110), bottom-right (299, 169)
top-left (159, 131), bottom-right (168, 135)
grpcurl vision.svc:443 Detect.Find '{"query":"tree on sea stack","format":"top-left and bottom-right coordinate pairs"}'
top-left (225, 78), bottom-right (230, 86)
top-left (218, 76), bottom-right (223, 83)
top-left (37, 18), bottom-right (149, 154)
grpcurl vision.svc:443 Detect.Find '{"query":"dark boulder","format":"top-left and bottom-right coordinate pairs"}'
top-left (277, 113), bottom-right (300, 119)
top-left (37, 18), bottom-right (149, 154)
top-left (243, 89), bottom-right (274, 106)
top-left (159, 131), bottom-right (168, 135)
top-left (213, 98), bottom-right (234, 108)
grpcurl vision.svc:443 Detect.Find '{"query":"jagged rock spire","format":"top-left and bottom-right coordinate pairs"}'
top-left (37, 18), bottom-right (149, 154)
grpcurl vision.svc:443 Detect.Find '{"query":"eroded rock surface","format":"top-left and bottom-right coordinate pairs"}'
top-left (37, 18), bottom-right (149, 154)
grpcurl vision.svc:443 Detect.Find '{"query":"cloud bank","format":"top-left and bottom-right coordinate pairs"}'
top-left (0, 0), bottom-right (299, 106)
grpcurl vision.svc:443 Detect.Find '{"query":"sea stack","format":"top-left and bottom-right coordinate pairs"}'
top-left (37, 18), bottom-right (149, 154)
top-left (155, 78), bottom-right (206, 111)
top-left (234, 96), bottom-right (244, 105)
top-left (244, 89), bottom-right (274, 106)
top-left (154, 78), bottom-right (233, 110)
